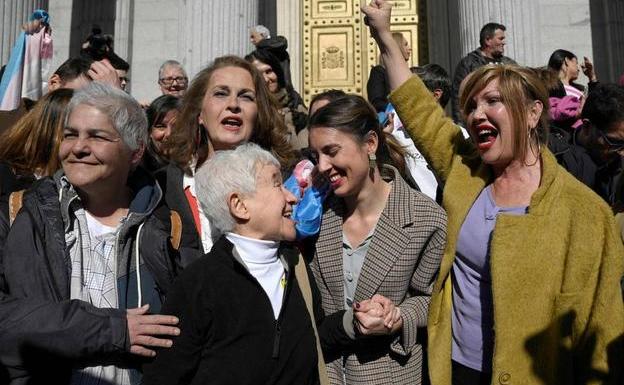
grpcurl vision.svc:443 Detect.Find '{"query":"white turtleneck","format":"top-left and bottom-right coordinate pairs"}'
top-left (225, 232), bottom-right (285, 319)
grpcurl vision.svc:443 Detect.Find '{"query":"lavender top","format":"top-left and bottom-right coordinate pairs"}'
top-left (451, 185), bottom-right (527, 372)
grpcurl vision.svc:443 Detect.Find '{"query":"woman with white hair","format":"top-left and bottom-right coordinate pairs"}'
top-left (142, 143), bottom-right (397, 385)
top-left (2, 82), bottom-right (179, 384)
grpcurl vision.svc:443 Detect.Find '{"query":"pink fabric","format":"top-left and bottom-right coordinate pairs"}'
top-left (549, 95), bottom-right (583, 130)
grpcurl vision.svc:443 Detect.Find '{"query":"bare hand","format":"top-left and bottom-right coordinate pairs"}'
top-left (581, 56), bottom-right (597, 82)
top-left (354, 294), bottom-right (402, 335)
top-left (88, 59), bottom-right (122, 89)
top-left (361, 0), bottom-right (393, 39)
top-left (126, 304), bottom-right (180, 357)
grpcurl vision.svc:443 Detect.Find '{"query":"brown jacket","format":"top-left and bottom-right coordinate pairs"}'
top-left (309, 165), bottom-right (447, 384)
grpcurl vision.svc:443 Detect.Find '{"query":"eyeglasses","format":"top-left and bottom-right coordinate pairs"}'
top-left (159, 76), bottom-right (188, 86)
top-left (599, 130), bottom-right (624, 152)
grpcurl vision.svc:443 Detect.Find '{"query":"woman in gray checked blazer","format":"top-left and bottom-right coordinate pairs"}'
top-left (306, 94), bottom-right (447, 385)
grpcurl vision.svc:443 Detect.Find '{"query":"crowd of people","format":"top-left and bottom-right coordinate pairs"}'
top-left (0, 0), bottom-right (623, 384)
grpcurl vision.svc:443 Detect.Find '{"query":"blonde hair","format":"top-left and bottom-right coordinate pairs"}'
top-left (460, 65), bottom-right (550, 162)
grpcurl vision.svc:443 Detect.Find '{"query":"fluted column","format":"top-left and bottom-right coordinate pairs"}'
top-left (179, 0), bottom-right (259, 77)
top-left (456, 0), bottom-right (540, 66)
top-left (0, 0), bottom-right (48, 66)
top-left (590, 0), bottom-right (624, 83)
top-left (114, 0), bottom-right (134, 62)
top-left (276, 0), bottom-right (302, 93)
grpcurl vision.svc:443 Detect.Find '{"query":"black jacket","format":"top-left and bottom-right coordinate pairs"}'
top-left (0, 169), bottom-right (176, 384)
top-left (367, 65), bottom-right (390, 113)
top-left (547, 124), bottom-right (597, 188)
top-left (142, 236), bottom-right (352, 385)
top-left (155, 164), bottom-right (204, 268)
top-left (451, 49), bottom-right (516, 122)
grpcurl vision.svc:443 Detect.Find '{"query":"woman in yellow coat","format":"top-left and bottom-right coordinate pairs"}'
top-left (362, 1), bottom-right (623, 384)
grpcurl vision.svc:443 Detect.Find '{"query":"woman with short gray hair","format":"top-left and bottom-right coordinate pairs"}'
top-left (143, 143), bottom-right (392, 385)
top-left (2, 82), bottom-right (180, 384)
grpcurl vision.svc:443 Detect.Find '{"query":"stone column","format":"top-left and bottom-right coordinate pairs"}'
top-left (114, 0), bottom-right (134, 62)
top-left (590, 0), bottom-right (624, 83)
top-left (276, 0), bottom-right (302, 93)
top-left (47, 0), bottom-right (72, 75)
top-left (456, 0), bottom-right (540, 66)
top-left (179, 0), bottom-right (259, 78)
top-left (0, 0), bottom-right (49, 66)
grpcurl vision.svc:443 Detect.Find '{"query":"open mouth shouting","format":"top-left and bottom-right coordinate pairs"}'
top-left (475, 124), bottom-right (499, 152)
top-left (221, 116), bottom-right (243, 131)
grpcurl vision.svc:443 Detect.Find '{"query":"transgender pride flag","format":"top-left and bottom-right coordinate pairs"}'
top-left (0, 10), bottom-right (53, 111)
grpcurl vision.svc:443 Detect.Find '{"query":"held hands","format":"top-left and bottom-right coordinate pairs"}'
top-left (354, 294), bottom-right (403, 336)
top-left (126, 304), bottom-right (180, 357)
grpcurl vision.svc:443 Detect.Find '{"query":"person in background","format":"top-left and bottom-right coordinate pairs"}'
top-left (363, 1), bottom-right (623, 384)
top-left (1, 82), bottom-right (179, 384)
top-left (250, 25), bottom-right (293, 88)
top-left (144, 95), bottom-right (182, 173)
top-left (158, 60), bottom-right (188, 97)
top-left (367, 32), bottom-right (411, 112)
top-left (576, 82), bottom-right (624, 208)
top-left (246, 49), bottom-right (308, 150)
top-left (383, 64), bottom-right (456, 201)
top-left (0, 88), bottom-right (73, 197)
top-left (158, 55), bottom-right (295, 267)
top-left (547, 49), bottom-right (597, 102)
top-left (306, 94), bottom-right (447, 384)
top-left (309, 89), bottom-right (347, 115)
top-left (450, 22), bottom-right (516, 123)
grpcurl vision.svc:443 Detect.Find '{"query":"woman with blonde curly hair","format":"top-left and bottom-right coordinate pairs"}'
top-left (158, 55), bottom-right (296, 266)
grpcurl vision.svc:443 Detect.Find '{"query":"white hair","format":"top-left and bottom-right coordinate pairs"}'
top-left (158, 59), bottom-right (187, 80)
top-left (195, 143), bottom-right (280, 234)
top-left (66, 82), bottom-right (147, 151)
top-left (251, 25), bottom-right (271, 39)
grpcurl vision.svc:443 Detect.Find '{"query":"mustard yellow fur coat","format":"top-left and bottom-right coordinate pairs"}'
top-left (390, 76), bottom-right (624, 385)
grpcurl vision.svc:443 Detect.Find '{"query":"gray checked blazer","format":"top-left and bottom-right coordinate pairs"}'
top-left (309, 165), bottom-right (447, 385)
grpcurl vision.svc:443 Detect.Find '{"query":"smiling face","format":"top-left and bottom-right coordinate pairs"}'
top-left (308, 126), bottom-right (376, 198)
top-left (465, 79), bottom-right (515, 166)
top-left (150, 109), bottom-right (178, 153)
top-left (159, 65), bottom-right (188, 97)
top-left (251, 59), bottom-right (279, 93)
top-left (60, 104), bottom-right (140, 196)
top-left (198, 66), bottom-right (258, 153)
top-left (564, 57), bottom-right (580, 82)
top-left (243, 163), bottom-right (297, 241)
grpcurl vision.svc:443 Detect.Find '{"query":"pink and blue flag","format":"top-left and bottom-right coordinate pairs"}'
top-left (0, 10), bottom-right (53, 111)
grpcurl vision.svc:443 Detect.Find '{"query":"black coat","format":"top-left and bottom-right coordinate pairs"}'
top-left (142, 236), bottom-right (352, 385)
top-left (0, 171), bottom-right (176, 384)
top-left (367, 65), bottom-right (390, 113)
top-left (155, 164), bottom-right (204, 269)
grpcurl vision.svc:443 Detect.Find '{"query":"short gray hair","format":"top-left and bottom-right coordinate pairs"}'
top-left (66, 82), bottom-right (148, 151)
top-left (251, 25), bottom-right (271, 39)
top-left (158, 60), bottom-right (187, 79)
top-left (195, 143), bottom-right (280, 234)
